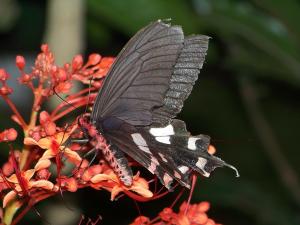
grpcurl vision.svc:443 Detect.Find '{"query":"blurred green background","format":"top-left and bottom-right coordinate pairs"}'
top-left (1, 0), bottom-right (300, 224)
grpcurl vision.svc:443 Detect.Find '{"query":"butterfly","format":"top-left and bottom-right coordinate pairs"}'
top-left (83, 19), bottom-right (238, 189)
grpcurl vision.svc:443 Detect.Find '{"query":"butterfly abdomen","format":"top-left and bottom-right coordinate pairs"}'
top-left (80, 117), bottom-right (134, 186)
top-left (100, 142), bottom-right (133, 186)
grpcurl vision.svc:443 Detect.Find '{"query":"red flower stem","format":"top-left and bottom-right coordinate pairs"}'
top-left (10, 150), bottom-right (29, 195)
top-left (29, 85), bottom-right (44, 127)
top-left (20, 84), bottom-right (44, 171)
top-left (169, 187), bottom-right (185, 208)
top-left (2, 96), bottom-right (27, 129)
top-left (148, 216), bottom-right (160, 224)
top-left (184, 174), bottom-right (197, 215)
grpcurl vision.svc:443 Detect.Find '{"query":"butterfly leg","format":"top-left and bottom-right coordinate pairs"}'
top-left (70, 139), bottom-right (89, 144)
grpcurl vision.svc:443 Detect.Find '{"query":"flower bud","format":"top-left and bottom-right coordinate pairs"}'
top-left (51, 65), bottom-right (58, 73)
top-left (36, 168), bottom-right (51, 180)
top-left (57, 68), bottom-right (67, 81)
top-left (88, 54), bottom-right (101, 65)
top-left (2, 162), bottom-right (14, 176)
top-left (197, 201), bottom-right (210, 212)
top-left (16, 55), bottom-right (26, 70)
top-left (0, 86), bottom-right (13, 95)
top-left (6, 128), bottom-right (18, 141)
top-left (72, 55), bottom-right (83, 70)
top-left (61, 177), bottom-right (78, 192)
top-left (0, 69), bottom-right (9, 81)
top-left (32, 131), bottom-right (41, 141)
top-left (194, 213), bottom-right (208, 224)
top-left (100, 57), bottom-right (114, 68)
top-left (39, 111), bottom-right (50, 124)
top-left (41, 44), bottom-right (49, 53)
top-left (208, 145), bottom-right (216, 155)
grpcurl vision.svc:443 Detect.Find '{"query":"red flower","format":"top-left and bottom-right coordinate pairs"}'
top-left (24, 128), bottom-right (82, 168)
top-left (3, 169), bottom-right (57, 208)
top-left (0, 128), bottom-right (18, 142)
top-left (130, 201), bottom-right (221, 225)
top-left (90, 170), bottom-right (153, 201)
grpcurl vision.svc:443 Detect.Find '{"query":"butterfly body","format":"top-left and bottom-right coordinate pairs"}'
top-left (85, 20), bottom-right (238, 189)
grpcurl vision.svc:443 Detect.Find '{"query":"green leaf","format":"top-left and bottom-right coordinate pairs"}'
top-left (194, 0), bottom-right (300, 85)
top-left (87, 0), bottom-right (200, 35)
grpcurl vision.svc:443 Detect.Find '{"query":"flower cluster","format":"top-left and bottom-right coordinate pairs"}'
top-left (0, 45), bottom-right (221, 225)
top-left (131, 201), bottom-right (220, 225)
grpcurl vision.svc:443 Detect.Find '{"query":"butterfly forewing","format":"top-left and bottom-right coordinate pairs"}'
top-left (91, 21), bottom-right (184, 126)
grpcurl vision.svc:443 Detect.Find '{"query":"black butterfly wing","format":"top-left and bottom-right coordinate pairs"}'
top-left (91, 20), bottom-right (201, 126)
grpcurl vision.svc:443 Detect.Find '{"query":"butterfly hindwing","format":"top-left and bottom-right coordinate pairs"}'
top-left (152, 35), bottom-right (209, 125)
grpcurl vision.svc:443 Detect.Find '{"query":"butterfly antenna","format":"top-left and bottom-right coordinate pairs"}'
top-left (53, 87), bottom-right (87, 142)
top-left (84, 77), bottom-right (93, 118)
top-left (32, 204), bottom-right (52, 225)
top-left (184, 174), bottom-right (197, 215)
top-left (53, 87), bottom-right (78, 112)
top-left (59, 187), bottom-right (75, 211)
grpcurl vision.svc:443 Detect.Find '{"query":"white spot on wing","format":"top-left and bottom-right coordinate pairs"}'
top-left (188, 137), bottom-right (199, 150)
top-left (163, 173), bottom-right (173, 186)
top-left (196, 157), bottom-right (210, 177)
top-left (174, 171), bottom-right (181, 179)
top-left (150, 124), bottom-right (174, 136)
top-left (158, 153), bottom-right (168, 162)
top-left (148, 156), bottom-right (159, 174)
top-left (178, 165), bottom-right (189, 174)
top-left (196, 157), bottom-right (207, 169)
top-left (139, 146), bottom-right (151, 153)
top-left (155, 136), bottom-right (171, 144)
top-left (131, 133), bottom-right (151, 154)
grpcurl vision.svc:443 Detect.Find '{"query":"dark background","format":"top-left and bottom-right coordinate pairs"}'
top-left (1, 0), bottom-right (300, 224)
